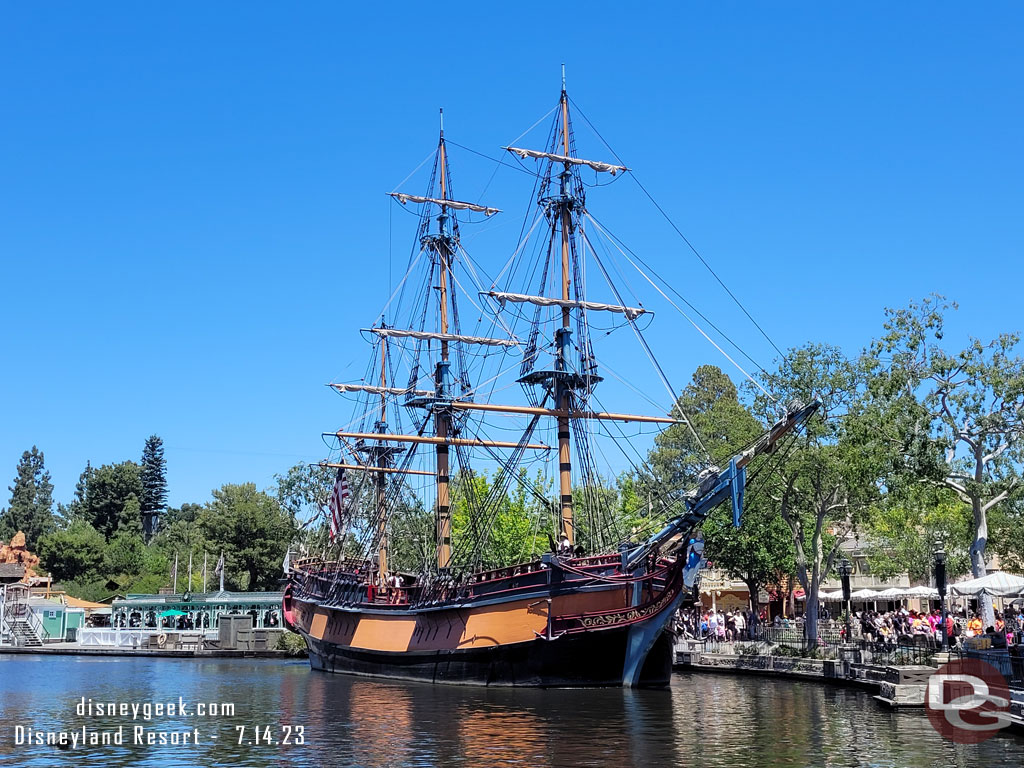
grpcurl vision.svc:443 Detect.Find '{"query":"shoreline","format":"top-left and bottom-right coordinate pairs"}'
top-left (0, 646), bottom-right (294, 659)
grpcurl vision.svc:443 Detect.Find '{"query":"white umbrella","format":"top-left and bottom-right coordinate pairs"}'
top-left (949, 571), bottom-right (1024, 597)
top-left (904, 585), bottom-right (939, 598)
top-left (819, 590), bottom-right (845, 601)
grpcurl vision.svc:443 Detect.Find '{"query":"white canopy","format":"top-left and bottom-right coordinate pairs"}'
top-left (819, 590), bottom-right (845, 601)
top-left (874, 587), bottom-right (906, 598)
top-left (904, 585), bottom-right (939, 598)
top-left (950, 571), bottom-right (1024, 597)
top-left (850, 588), bottom-right (881, 600)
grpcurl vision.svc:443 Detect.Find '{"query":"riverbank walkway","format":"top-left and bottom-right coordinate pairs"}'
top-left (674, 637), bottom-right (1024, 735)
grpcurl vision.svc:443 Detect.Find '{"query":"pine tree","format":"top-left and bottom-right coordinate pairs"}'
top-left (0, 447), bottom-right (56, 549)
top-left (59, 461), bottom-right (93, 523)
top-left (140, 435), bottom-right (168, 541)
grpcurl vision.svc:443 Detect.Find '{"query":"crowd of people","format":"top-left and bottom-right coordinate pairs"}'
top-left (675, 603), bottom-right (1023, 648)
top-left (850, 606), bottom-right (1019, 648)
top-left (675, 606), bottom-right (760, 642)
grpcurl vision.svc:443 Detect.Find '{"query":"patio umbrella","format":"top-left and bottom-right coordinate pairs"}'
top-left (819, 590), bottom-right (845, 601)
top-left (949, 571), bottom-right (1024, 597)
top-left (159, 609), bottom-right (188, 617)
top-left (904, 585), bottom-right (939, 598)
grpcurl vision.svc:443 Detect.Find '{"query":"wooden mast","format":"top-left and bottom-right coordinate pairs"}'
top-left (557, 88), bottom-right (574, 546)
top-left (435, 113), bottom-right (453, 570)
top-left (376, 333), bottom-right (389, 584)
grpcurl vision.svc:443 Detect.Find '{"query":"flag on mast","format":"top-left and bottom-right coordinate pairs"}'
top-left (328, 468), bottom-right (351, 542)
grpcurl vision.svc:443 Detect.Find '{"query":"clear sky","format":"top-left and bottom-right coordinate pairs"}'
top-left (1, 3), bottom-right (1021, 510)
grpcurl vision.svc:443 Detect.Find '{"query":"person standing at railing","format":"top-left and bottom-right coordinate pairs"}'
top-left (967, 613), bottom-right (983, 637)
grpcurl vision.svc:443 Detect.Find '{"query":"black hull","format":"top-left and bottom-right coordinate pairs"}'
top-left (304, 626), bottom-right (675, 688)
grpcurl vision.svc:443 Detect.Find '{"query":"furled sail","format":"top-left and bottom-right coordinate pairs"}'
top-left (329, 383), bottom-right (434, 397)
top-left (366, 327), bottom-right (519, 347)
top-left (504, 147), bottom-right (628, 175)
top-left (485, 291), bottom-right (650, 321)
top-left (388, 193), bottom-right (500, 216)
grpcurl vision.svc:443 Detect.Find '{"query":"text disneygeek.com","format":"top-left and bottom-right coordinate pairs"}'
top-left (9, 697), bottom-right (305, 750)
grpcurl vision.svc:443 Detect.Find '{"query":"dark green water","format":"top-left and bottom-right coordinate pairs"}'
top-left (1, 655), bottom-right (1022, 767)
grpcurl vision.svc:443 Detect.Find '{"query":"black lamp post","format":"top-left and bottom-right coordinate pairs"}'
top-left (839, 558), bottom-right (853, 643)
top-left (935, 540), bottom-right (948, 651)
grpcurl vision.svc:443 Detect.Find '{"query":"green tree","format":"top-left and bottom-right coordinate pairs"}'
top-left (140, 435), bottom-right (168, 540)
top-left (863, 485), bottom-right (973, 583)
top-left (199, 483), bottom-right (295, 590)
top-left (388, 497), bottom-right (434, 573)
top-left (57, 461), bottom-right (93, 524)
top-left (647, 366), bottom-right (793, 628)
top-left (37, 519), bottom-right (106, 582)
top-left (0, 446), bottom-right (56, 549)
top-left (103, 529), bottom-right (146, 577)
top-left (153, 516), bottom-right (210, 590)
top-left (868, 296), bottom-right (1024, 627)
top-left (990, 501), bottom-right (1024, 573)
top-left (163, 502), bottom-right (204, 526)
top-left (450, 470), bottom-right (549, 570)
top-left (275, 462), bottom-right (333, 523)
top-left (82, 461), bottom-right (144, 538)
top-left (755, 344), bottom-right (882, 644)
top-left (275, 462), bottom-right (335, 558)
top-left (648, 365), bottom-right (748, 490)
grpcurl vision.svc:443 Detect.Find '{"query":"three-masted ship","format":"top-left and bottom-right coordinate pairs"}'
top-left (283, 84), bottom-right (816, 687)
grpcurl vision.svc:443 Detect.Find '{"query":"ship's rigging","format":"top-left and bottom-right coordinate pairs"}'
top-left (316, 84), bottom-right (803, 600)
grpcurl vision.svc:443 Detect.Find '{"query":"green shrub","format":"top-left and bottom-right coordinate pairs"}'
top-left (275, 631), bottom-right (307, 656)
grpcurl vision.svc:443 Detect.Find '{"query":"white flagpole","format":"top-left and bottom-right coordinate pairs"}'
top-left (173, 551), bottom-right (178, 594)
top-left (202, 552), bottom-right (208, 593)
top-left (188, 550), bottom-right (193, 592)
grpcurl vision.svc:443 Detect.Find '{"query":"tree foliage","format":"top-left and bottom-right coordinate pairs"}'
top-left (647, 366), bottom-right (794, 620)
top-left (450, 470), bottom-right (549, 570)
top-left (867, 295), bottom-right (1024, 625)
top-left (80, 461), bottom-right (144, 539)
top-left (0, 446), bottom-right (56, 549)
top-left (199, 483), bottom-right (296, 591)
top-left (37, 519), bottom-right (106, 582)
top-left (863, 485), bottom-right (973, 582)
top-left (755, 344), bottom-right (882, 643)
top-left (140, 435), bottom-right (168, 539)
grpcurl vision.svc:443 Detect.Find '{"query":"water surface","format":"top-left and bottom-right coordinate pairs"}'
top-left (1, 655), bottom-right (1022, 767)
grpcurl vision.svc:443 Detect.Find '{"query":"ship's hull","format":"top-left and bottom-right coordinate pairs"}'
top-left (284, 557), bottom-right (685, 688)
top-left (303, 622), bottom-right (674, 687)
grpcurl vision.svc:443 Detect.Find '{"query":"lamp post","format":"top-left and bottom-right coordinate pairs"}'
top-left (839, 558), bottom-right (853, 643)
top-left (934, 540), bottom-right (948, 651)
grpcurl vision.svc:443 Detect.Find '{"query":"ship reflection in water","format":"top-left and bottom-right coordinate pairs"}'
top-left (1, 657), bottom-right (1023, 767)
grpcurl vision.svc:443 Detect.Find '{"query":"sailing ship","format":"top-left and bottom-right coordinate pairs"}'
top-left (283, 82), bottom-right (817, 687)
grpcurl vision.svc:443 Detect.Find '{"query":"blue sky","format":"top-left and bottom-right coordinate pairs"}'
top-left (1, 3), bottom-right (1021, 510)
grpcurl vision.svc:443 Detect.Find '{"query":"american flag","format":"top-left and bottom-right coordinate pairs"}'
top-left (328, 468), bottom-right (351, 542)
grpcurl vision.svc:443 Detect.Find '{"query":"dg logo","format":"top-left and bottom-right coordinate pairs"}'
top-left (926, 658), bottom-right (1012, 744)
